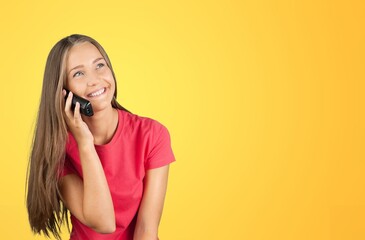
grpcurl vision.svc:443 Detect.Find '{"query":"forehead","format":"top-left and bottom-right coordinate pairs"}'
top-left (66, 42), bottom-right (103, 69)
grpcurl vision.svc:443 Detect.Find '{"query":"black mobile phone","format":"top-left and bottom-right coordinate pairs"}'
top-left (64, 89), bottom-right (94, 117)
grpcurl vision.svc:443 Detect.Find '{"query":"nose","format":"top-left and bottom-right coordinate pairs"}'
top-left (87, 72), bottom-right (101, 87)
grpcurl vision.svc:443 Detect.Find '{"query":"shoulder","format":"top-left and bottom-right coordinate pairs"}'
top-left (65, 131), bottom-right (77, 153)
top-left (119, 109), bottom-right (169, 135)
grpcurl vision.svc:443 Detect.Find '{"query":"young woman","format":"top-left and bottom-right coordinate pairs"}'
top-left (26, 34), bottom-right (176, 240)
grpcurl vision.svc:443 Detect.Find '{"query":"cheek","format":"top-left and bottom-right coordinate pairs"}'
top-left (65, 78), bottom-right (75, 90)
top-left (66, 79), bottom-right (85, 95)
top-left (109, 80), bottom-right (116, 95)
top-left (66, 79), bottom-right (77, 89)
top-left (104, 71), bottom-right (115, 87)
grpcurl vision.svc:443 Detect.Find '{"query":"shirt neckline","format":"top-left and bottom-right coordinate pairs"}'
top-left (94, 108), bottom-right (125, 149)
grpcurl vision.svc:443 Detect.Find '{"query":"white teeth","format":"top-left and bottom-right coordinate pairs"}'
top-left (89, 88), bottom-right (105, 97)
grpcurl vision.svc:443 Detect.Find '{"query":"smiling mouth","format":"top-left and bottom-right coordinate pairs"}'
top-left (88, 88), bottom-right (105, 97)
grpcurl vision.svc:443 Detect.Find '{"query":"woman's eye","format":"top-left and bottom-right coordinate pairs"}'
top-left (96, 63), bottom-right (105, 69)
top-left (73, 71), bottom-right (83, 78)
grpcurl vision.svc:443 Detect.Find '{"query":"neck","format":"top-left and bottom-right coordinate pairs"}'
top-left (82, 106), bottom-right (119, 145)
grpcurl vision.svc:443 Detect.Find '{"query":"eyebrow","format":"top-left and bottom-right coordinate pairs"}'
top-left (68, 57), bottom-right (105, 75)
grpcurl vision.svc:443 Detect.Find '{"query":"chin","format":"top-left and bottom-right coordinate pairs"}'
top-left (91, 101), bottom-right (113, 113)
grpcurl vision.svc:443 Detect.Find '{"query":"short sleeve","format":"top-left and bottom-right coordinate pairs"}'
top-left (145, 122), bottom-right (176, 170)
top-left (58, 155), bottom-right (75, 179)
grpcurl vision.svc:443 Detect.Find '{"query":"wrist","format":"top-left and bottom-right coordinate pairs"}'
top-left (133, 229), bottom-right (158, 240)
top-left (77, 141), bottom-right (95, 152)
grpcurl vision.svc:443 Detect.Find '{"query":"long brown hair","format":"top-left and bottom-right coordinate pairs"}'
top-left (26, 34), bottom-right (130, 239)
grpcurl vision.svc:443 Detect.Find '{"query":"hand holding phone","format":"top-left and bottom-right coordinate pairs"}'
top-left (64, 89), bottom-right (94, 117)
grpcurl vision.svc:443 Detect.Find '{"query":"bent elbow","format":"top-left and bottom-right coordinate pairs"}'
top-left (93, 223), bottom-right (116, 234)
top-left (86, 215), bottom-right (116, 234)
top-left (83, 210), bottom-right (116, 234)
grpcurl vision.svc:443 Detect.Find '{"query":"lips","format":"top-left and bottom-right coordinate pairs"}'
top-left (87, 88), bottom-right (105, 97)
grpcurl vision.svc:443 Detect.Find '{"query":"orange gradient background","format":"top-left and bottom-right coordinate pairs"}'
top-left (0, 0), bottom-right (364, 239)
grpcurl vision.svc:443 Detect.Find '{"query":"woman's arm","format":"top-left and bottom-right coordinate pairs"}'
top-left (59, 144), bottom-right (115, 233)
top-left (59, 93), bottom-right (115, 233)
top-left (133, 165), bottom-right (170, 240)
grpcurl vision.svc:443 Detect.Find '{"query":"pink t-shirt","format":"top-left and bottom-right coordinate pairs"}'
top-left (61, 109), bottom-right (176, 240)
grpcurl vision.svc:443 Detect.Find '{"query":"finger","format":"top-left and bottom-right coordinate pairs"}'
top-left (62, 89), bottom-right (67, 97)
top-left (64, 91), bottom-right (73, 118)
top-left (74, 101), bottom-right (81, 121)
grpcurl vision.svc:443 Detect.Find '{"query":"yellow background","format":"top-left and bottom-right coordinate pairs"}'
top-left (0, 0), bottom-right (364, 239)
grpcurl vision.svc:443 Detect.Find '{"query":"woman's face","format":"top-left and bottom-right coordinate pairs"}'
top-left (65, 42), bottom-right (115, 113)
